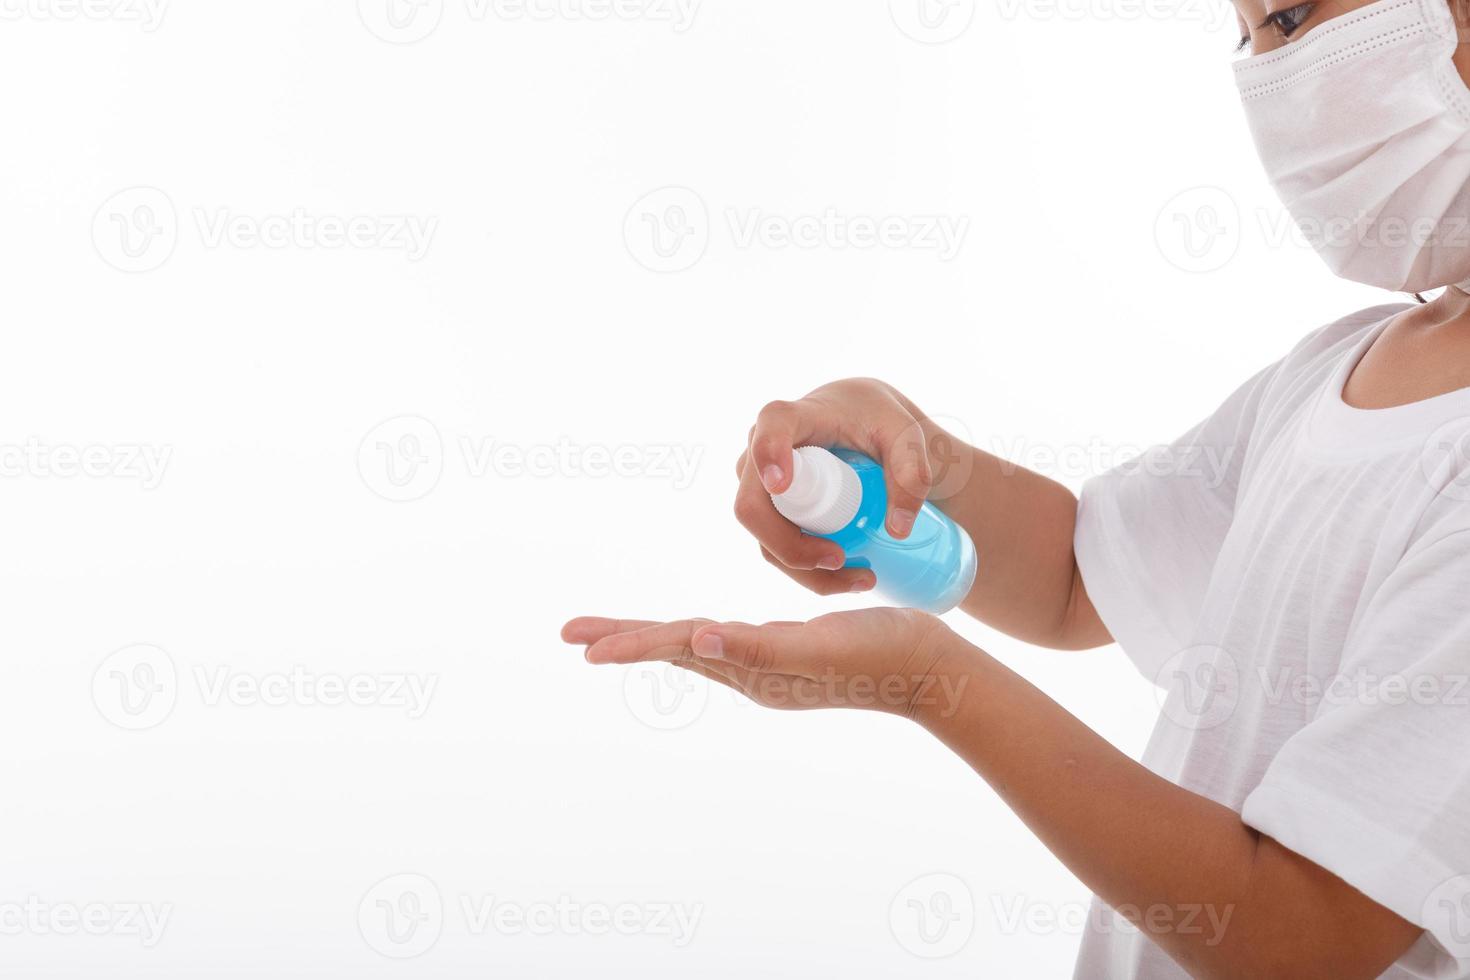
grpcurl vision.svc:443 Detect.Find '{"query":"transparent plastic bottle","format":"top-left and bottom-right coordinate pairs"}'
top-left (770, 446), bottom-right (977, 614)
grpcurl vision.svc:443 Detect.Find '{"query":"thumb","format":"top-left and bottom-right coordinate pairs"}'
top-left (691, 621), bottom-right (817, 674)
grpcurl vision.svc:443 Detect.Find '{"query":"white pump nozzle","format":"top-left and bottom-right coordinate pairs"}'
top-left (769, 446), bottom-right (863, 535)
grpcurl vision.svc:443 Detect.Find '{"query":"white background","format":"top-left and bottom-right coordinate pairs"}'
top-left (0, 0), bottom-right (1405, 976)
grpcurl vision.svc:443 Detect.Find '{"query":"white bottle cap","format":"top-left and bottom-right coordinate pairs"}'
top-left (770, 446), bottom-right (863, 535)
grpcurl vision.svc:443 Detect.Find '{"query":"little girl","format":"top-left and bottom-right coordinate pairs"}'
top-left (565, 0), bottom-right (1470, 974)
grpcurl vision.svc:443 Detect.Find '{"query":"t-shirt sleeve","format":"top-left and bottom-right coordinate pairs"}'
top-left (1239, 529), bottom-right (1470, 978)
top-left (1073, 362), bottom-right (1278, 681)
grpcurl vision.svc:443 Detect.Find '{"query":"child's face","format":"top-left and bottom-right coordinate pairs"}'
top-left (1235, 0), bottom-right (1470, 82)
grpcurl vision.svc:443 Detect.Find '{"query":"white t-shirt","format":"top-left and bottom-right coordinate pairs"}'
top-left (1073, 305), bottom-right (1470, 979)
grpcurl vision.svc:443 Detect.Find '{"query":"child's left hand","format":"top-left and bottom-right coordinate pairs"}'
top-left (561, 607), bottom-right (964, 718)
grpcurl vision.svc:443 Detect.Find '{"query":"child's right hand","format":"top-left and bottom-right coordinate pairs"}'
top-left (733, 378), bottom-right (937, 596)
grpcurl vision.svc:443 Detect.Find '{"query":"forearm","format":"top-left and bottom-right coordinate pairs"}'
top-left (916, 632), bottom-right (1420, 978)
top-left (902, 407), bottom-right (1107, 648)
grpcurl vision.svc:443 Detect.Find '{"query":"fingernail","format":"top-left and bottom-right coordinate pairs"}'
top-left (816, 554), bottom-right (845, 571)
top-left (850, 579), bottom-right (874, 593)
top-left (694, 633), bottom-right (725, 660)
top-left (761, 465), bottom-right (784, 492)
top-left (889, 509), bottom-right (916, 538)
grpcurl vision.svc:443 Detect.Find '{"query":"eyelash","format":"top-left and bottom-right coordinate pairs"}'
top-left (1235, 2), bottom-right (1316, 53)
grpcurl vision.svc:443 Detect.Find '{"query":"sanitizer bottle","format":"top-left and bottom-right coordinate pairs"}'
top-left (770, 446), bottom-right (977, 614)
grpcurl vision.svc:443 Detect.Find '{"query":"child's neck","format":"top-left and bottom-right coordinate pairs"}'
top-left (1341, 288), bottom-right (1470, 410)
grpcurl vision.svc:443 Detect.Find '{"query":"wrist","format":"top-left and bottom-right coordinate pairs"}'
top-left (903, 618), bottom-right (988, 729)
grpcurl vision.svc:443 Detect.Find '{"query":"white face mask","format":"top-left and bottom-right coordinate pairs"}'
top-left (1235, 0), bottom-right (1470, 293)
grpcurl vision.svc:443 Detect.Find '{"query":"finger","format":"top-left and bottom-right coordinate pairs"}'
top-left (870, 413), bottom-right (934, 539)
top-left (585, 619), bottom-right (713, 666)
top-left (747, 399), bottom-right (842, 494)
top-left (760, 546), bottom-right (876, 596)
top-left (734, 462), bottom-right (845, 571)
top-left (733, 448), bottom-right (749, 480)
top-left (561, 617), bottom-right (658, 645)
top-left (748, 400), bottom-right (800, 493)
top-left (690, 621), bottom-right (823, 675)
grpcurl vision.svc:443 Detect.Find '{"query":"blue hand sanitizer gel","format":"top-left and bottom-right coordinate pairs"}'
top-left (770, 446), bottom-right (977, 614)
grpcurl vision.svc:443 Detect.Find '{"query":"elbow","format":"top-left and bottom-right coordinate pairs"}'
top-left (1039, 560), bottom-right (1112, 651)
